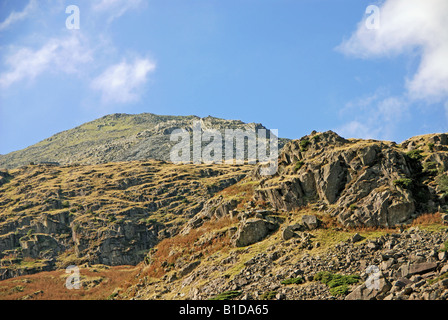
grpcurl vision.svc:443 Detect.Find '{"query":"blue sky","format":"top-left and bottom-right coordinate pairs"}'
top-left (0, 0), bottom-right (447, 154)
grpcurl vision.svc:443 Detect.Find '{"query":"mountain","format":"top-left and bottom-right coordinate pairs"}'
top-left (0, 128), bottom-right (448, 301)
top-left (0, 113), bottom-right (289, 169)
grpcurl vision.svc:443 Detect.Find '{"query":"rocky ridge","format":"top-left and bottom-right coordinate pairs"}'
top-left (0, 113), bottom-right (288, 170)
top-left (253, 131), bottom-right (448, 228)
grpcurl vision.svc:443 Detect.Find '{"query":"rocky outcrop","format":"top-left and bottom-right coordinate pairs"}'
top-left (232, 218), bottom-right (277, 247)
top-left (254, 131), bottom-right (448, 227)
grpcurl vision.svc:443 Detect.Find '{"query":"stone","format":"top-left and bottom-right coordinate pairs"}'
top-left (440, 278), bottom-right (448, 288)
top-left (282, 226), bottom-right (296, 241)
top-left (441, 213), bottom-right (448, 223)
top-left (167, 273), bottom-right (178, 283)
top-left (351, 233), bottom-right (364, 243)
top-left (345, 274), bottom-right (391, 300)
top-left (380, 258), bottom-right (394, 271)
top-left (367, 242), bottom-right (378, 250)
top-left (410, 275), bottom-right (422, 282)
top-left (394, 277), bottom-right (412, 288)
top-left (232, 218), bottom-right (276, 247)
top-left (179, 260), bottom-right (201, 277)
top-left (412, 280), bottom-right (426, 289)
top-left (301, 215), bottom-right (319, 230)
top-left (440, 264), bottom-right (448, 274)
top-left (408, 262), bottom-right (438, 275)
top-left (421, 272), bottom-right (437, 279)
top-left (402, 287), bottom-right (413, 295)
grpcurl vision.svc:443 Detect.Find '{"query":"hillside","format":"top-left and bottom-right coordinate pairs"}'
top-left (0, 160), bottom-right (252, 279)
top-left (0, 113), bottom-right (289, 169)
top-left (0, 129), bottom-right (448, 300)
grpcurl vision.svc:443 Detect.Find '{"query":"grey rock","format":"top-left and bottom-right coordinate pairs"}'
top-left (440, 278), bottom-right (448, 288)
top-left (233, 219), bottom-right (276, 247)
top-left (345, 275), bottom-right (392, 300)
top-left (282, 226), bottom-right (296, 241)
top-left (408, 262), bottom-right (438, 275)
top-left (301, 215), bottom-right (320, 230)
top-left (351, 233), bottom-right (364, 243)
top-left (394, 277), bottom-right (413, 288)
top-left (179, 260), bottom-right (201, 277)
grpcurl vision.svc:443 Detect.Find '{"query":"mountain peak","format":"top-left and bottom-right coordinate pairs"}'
top-left (0, 113), bottom-right (287, 169)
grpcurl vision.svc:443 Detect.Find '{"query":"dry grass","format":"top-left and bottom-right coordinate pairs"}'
top-left (142, 216), bottom-right (236, 278)
top-left (411, 212), bottom-right (443, 226)
top-left (218, 180), bottom-right (258, 209)
top-left (0, 265), bottom-right (139, 300)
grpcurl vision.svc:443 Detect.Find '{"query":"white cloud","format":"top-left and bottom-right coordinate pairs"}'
top-left (337, 94), bottom-right (408, 141)
top-left (337, 0), bottom-right (448, 102)
top-left (0, 34), bottom-right (93, 88)
top-left (0, 0), bottom-right (37, 32)
top-left (92, 0), bottom-right (143, 22)
top-left (90, 57), bottom-right (155, 104)
top-left (338, 120), bottom-right (379, 140)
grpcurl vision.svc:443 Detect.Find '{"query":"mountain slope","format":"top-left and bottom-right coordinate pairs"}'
top-left (0, 160), bottom-right (252, 279)
top-left (0, 113), bottom-right (288, 169)
top-left (1, 129), bottom-right (448, 301)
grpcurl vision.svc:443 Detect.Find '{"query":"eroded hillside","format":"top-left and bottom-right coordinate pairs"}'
top-left (119, 131), bottom-right (448, 301)
top-left (1, 131), bottom-right (448, 301)
top-left (0, 160), bottom-right (252, 279)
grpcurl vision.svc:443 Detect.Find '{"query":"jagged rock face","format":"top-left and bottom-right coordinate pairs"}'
top-left (254, 131), bottom-right (448, 227)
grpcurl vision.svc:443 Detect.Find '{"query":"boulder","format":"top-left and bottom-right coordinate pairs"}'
top-left (351, 233), bottom-right (364, 243)
top-left (282, 226), bottom-right (295, 241)
top-left (301, 215), bottom-right (320, 230)
top-left (232, 218), bottom-right (276, 247)
top-left (345, 274), bottom-right (392, 300)
top-left (408, 262), bottom-right (438, 275)
top-left (179, 260), bottom-right (201, 277)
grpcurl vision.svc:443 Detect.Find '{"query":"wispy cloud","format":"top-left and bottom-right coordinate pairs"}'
top-left (0, 34), bottom-right (93, 88)
top-left (0, 0), bottom-right (37, 32)
top-left (91, 0), bottom-right (143, 23)
top-left (337, 93), bottom-right (408, 141)
top-left (337, 0), bottom-right (448, 102)
top-left (90, 57), bottom-right (156, 104)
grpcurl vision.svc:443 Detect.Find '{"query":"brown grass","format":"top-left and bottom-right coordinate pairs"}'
top-left (412, 212), bottom-right (442, 226)
top-left (0, 265), bottom-right (139, 300)
top-left (142, 216), bottom-right (236, 278)
top-left (218, 181), bottom-right (258, 209)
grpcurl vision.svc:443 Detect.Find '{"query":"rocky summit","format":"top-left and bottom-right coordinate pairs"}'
top-left (0, 115), bottom-right (447, 301)
top-left (0, 113), bottom-right (288, 170)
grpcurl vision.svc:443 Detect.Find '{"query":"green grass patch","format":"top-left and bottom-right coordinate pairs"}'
top-left (300, 139), bottom-right (310, 151)
top-left (329, 284), bottom-right (349, 296)
top-left (260, 291), bottom-right (277, 300)
top-left (406, 149), bottom-right (424, 161)
top-left (427, 272), bottom-right (448, 285)
top-left (314, 271), bottom-right (360, 297)
top-left (393, 178), bottom-right (413, 189)
top-left (210, 290), bottom-right (242, 300)
top-left (293, 161), bottom-right (304, 173)
top-left (281, 277), bottom-right (304, 285)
